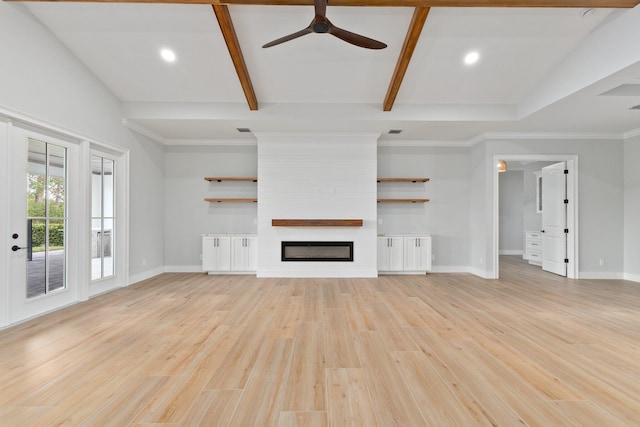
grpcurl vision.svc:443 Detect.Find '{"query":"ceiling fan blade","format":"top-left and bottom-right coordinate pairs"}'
top-left (329, 25), bottom-right (387, 50)
top-left (314, 0), bottom-right (327, 18)
top-left (262, 27), bottom-right (313, 48)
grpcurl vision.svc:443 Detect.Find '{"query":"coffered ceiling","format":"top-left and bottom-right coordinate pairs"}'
top-left (13, 0), bottom-right (640, 143)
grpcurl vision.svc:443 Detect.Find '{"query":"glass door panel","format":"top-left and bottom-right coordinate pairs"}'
top-left (91, 156), bottom-right (115, 281)
top-left (26, 138), bottom-right (67, 298)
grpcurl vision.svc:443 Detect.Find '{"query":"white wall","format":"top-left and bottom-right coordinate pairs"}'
top-left (499, 170), bottom-right (524, 254)
top-left (257, 134), bottom-right (378, 278)
top-left (624, 134), bottom-right (640, 282)
top-left (377, 146), bottom-right (470, 271)
top-left (164, 144), bottom-right (258, 270)
top-left (0, 2), bottom-right (165, 284)
top-left (469, 142), bottom-right (491, 277)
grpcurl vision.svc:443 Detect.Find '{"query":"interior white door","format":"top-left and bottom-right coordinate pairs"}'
top-left (541, 162), bottom-right (567, 276)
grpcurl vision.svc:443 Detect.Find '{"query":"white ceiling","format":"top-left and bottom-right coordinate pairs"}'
top-left (24, 2), bottom-right (640, 143)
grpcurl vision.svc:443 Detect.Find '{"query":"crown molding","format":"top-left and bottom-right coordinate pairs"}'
top-left (166, 138), bottom-right (257, 146)
top-left (377, 139), bottom-right (476, 147)
top-left (480, 131), bottom-right (624, 141)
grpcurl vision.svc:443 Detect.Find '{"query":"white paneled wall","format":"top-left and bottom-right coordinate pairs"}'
top-left (257, 133), bottom-right (378, 277)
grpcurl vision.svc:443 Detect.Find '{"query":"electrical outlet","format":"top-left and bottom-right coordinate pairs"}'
top-left (378, 218), bottom-right (383, 225)
top-left (253, 218), bottom-right (257, 225)
top-left (599, 258), bottom-right (605, 266)
top-left (142, 258), bottom-right (147, 267)
top-left (200, 254), bottom-right (203, 260)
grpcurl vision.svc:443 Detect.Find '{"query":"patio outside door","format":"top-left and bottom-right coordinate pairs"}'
top-left (8, 128), bottom-right (79, 323)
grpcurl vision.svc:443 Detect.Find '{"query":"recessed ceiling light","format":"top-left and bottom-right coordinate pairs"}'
top-left (160, 48), bottom-right (176, 63)
top-left (464, 51), bottom-right (480, 66)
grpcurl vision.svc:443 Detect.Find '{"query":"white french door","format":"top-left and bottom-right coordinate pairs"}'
top-left (8, 127), bottom-right (80, 323)
top-left (88, 147), bottom-right (128, 297)
top-left (541, 161), bottom-right (567, 277)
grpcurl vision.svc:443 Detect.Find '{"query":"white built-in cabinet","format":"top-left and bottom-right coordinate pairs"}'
top-left (524, 230), bottom-right (543, 266)
top-left (231, 236), bottom-right (258, 272)
top-left (378, 234), bottom-right (432, 273)
top-left (202, 234), bottom-right (256, 274)
top-left (403, 236), bottom-right (432, 271)
top-left (377, 236), bottom-right (404, 271)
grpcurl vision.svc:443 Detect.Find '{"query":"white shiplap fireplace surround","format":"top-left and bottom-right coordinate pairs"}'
top-left (257, 133), bottom-right (378, 278)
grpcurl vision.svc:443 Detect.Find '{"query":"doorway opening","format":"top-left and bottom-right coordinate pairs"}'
top-left (492, 155), bottom-right (578, 279)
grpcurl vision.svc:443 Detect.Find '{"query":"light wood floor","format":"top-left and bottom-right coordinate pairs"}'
top-left (2, 256), bottom-right (640, 426)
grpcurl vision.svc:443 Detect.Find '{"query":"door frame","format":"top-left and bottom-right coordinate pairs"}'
top-left (0, 108), bottom-right (130, 329)
top-left (492, 154), bottom-right (578, 279)
top-left (0, 119), bottom-right (11, 327)
top-left (87, 143), bottom-right (130, 298)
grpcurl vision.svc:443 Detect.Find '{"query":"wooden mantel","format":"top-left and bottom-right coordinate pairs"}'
top-left (272, 219), bottom-right (363, 227)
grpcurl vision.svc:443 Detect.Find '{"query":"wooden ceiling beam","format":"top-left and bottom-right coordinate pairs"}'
top-left (8, 0), bottom-right (640, 7)
top-left (212, 4), bottom-right (259, 110)
top-left (214, 0), bottom-right (640, 7)
top-left (383, 7), bottom-right (429, 112)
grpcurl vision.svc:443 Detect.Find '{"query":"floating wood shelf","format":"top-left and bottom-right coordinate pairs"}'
top-left (377, 198), bottom-right (430, 203)
top-left (272, 219), bottom-right (363, 227)
top-left (205, 177), bottom-right (257, 182)
top-left (377, 178), bottom-right (429, 183)
top-left (205, 198), bottom-right (257, 203)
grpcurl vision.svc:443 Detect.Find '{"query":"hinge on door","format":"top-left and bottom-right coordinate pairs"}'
top-left (564, 229), bottom-right (569, 234)
top-left (564, 258), bottom-right (569, 263)
top-left (564, 199), bottom-right (569, 204)
top-left (564, 169), bottom-right (569, 174)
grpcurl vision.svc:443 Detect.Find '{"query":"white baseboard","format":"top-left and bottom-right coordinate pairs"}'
top-left (257, 269), bottom-right (378, 278)
top-left (578, 272), bottom-right (625, 280)
top-left (499, 250), bottom-right (524, 255)
top-left (468, 267), bottom-right (493, 279)
top-left (129, 266), bottom-right (164, 285)
top-left (624, 273), bottom-right (640, 283)
top-left (164, 265), bottom-right (202, 273)
top-left (429, 266), bottom-right (473, 273)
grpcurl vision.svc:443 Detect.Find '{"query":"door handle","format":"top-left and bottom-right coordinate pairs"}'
top-left (11, 245), bottom-right (27, 252)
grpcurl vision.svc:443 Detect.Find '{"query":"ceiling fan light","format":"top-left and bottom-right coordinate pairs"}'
top-left (497, 160), bottom-right (507, 173)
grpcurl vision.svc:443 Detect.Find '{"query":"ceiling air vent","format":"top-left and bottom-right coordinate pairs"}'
top-left (388, 129), bottom-right (403, 135)
top-left (630, 105), bottom-right (640, 110)
top-left (237, 128), bottom-right (252, 133)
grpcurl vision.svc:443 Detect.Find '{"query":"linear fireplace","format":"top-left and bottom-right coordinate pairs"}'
top-left (281, 241), bottom-right (354, 262)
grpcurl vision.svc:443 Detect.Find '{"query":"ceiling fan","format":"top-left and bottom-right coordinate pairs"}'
top-left (262, 0), bottom-right (387, 50)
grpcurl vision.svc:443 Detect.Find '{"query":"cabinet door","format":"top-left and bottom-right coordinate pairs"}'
top-left (203, 236), bottom-right (231, 271)
top-left (231, 236), bottom-right (257, 271)
top-left (231, 237), bottom-right (246, 271)
top-left (388, 237), bottom-right (404, 271)
top-left (416, 236), bottom-right (432, 271)
top-left (403, 237), bottom-right (419, 271)
top-left (202, 236), bottom-right (217, 271)
top-left (377, 237), bottom-right (390, 271)
top-left (245, 236), bottom-right (258, 271)
top-left (215, 236), bottom-right (231, 271)
top-left (404, 236), bottom-right (432, 271)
